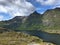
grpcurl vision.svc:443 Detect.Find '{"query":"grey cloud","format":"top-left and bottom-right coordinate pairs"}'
top-left (0, 0), bottom-right (35, 18)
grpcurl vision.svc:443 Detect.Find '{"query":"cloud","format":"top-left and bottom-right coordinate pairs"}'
top-left (33, 0), bottom-right (60, 14)
top-left (36, 0), bottom-right (56, 5)
top-left (0, 0), bottom-right (60, 21)
top-left (36, 0), bottom-right (60, 7)
top-left (27, 0), bottom-right (60, 14)
top-left (0, 5), bottom-right (7, 13)
top-left (0, 0), bottom-right (35, 18)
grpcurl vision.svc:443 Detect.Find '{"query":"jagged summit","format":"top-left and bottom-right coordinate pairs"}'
top-left (7, 11), bottom-right (40, 23)
top-left (8, 11), bottom-right (39, 20)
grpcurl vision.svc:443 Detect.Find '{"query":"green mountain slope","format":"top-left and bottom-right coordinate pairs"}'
top-left (42, 8), bottom-right (60, 30)
top-left (1, 11), bottom-right (42, 30)
top-left (0, 31), bottom-right (55, 45)
top-left (0, 8), bottom-right (60, 30)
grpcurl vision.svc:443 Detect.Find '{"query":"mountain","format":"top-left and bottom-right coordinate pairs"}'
top-left (0, 8), bottom-right (60, 30)
top-left (42, 8), bottom-right (60, 30)
top-left (1, 11), bottom-right (42, 30)
top-left (0, 8), bottom-right (59, 45)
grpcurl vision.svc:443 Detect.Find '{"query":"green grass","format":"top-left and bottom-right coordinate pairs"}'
top-left (0, 31), bottom-right (43, 45)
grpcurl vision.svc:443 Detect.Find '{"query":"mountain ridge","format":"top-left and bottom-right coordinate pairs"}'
top-left (0, 8), bottom-right (60, 30)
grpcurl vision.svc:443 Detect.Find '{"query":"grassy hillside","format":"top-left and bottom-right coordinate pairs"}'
top-left (42, 8), bottom-right (60, 30)
top-left (0, 8), bottom-right (60, 31)
top-left (0, 31), bottom-right (55, 45)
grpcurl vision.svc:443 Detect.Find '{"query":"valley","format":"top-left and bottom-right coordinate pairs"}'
top-left (0, 8), bottom-right (60, 45)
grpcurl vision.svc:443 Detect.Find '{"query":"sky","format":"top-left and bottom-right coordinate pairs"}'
top-left (0, 0), bottom-right (60, 21)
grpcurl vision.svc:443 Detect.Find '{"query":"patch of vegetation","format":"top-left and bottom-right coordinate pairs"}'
top-left (0, 31), bottom-right (43, 45)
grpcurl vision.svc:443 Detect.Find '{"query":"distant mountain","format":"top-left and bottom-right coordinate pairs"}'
top-left (0, 8), bottom-right (60, 30)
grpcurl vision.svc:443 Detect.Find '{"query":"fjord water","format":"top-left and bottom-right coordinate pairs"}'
top-left (15, 30), bottom-right (60, 45)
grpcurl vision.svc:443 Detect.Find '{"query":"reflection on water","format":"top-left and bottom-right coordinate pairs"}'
top-left (15, 30), bottom-right (60, 45)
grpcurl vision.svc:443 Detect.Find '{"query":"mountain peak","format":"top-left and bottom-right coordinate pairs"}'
top-left (31, 11), bottom-right (40, 15)
top-left (29, 11), bottom-right (41, 17)
top-left (9, 11), bottom-right (40, 21)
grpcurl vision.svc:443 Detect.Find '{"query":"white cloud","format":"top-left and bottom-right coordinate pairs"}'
top-left (36, 0), bottom-right (60, 7)
top-left (0, 0), bottom-right (35, 18)
top-left (0, 5), bottom-right (8, 13)
top-left (0, 0), bottom-right (60, 21)
top-left (37, 0), bottom-right (56, 5)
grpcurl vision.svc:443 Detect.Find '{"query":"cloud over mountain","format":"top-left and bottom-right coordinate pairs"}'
top-left (0, 0), bottom-right (60, 21)
top-left (0, 0), bottom-right (35, 18)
